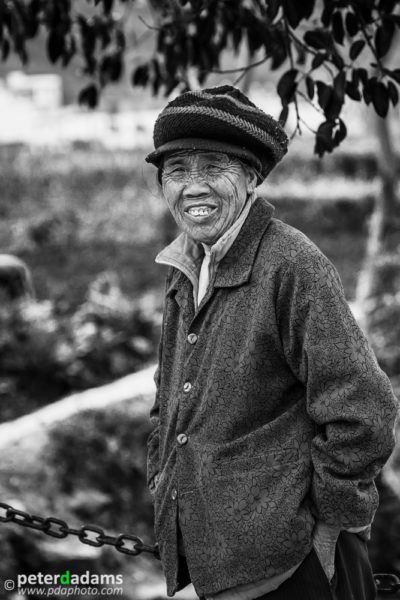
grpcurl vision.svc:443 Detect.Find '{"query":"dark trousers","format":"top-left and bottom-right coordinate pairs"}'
top-left (257, 531), bottom-right (376, 600)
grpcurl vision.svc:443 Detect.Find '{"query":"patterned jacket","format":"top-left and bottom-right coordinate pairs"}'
top-left (147, 198), bottom-right (398, 597)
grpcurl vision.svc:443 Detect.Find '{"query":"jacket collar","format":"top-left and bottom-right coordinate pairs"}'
top-left (161, 198), bottom-right (275, 296)
top-left (156, 231), bottom-right (203, 293)
top-left (214, 197), bottom-right (274, 288)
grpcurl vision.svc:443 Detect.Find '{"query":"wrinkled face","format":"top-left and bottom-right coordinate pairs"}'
top-left (161, 151), bottom-right (256, 245)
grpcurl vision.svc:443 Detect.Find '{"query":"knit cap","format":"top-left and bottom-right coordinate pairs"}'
top-left (145, 85), bottom-right (288, 183)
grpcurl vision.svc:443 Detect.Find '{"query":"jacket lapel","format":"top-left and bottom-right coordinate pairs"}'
top-left (166, 269), bottom-right (195, 323)
top-left (214, 198), bottom-right (275, 289)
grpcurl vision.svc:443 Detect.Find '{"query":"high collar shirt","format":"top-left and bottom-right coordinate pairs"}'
top-left (148, 198), bottom-right (398, 598)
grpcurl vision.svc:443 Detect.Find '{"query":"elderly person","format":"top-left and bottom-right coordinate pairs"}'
top-left (145, 86), bottom-right (398, 600)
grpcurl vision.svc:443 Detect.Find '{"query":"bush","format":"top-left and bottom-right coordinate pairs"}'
top-left (0, 272), bottom-right (161, 421)
top-left (366, 251), bottom-right (400, 378)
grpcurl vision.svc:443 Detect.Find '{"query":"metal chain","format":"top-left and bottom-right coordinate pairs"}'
top-left (0, 502), bottom-right (160, 559)
top-left (2, 502), bottom-right (400, 592)
top-left (374, 573), bottom-right (400, 595)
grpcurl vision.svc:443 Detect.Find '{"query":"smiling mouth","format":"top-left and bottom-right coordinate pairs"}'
top-left (185, 205), bottom-right (217, 218)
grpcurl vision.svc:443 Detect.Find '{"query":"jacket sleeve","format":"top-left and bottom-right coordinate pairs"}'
top-left (146, 312), bottom-right (163, 495)
top-left (147, 363), bottom-right (161, 495)
top-left (277, 245), bottom-right (399, 528)
top-left (146, 271), bottom-right (173, 496)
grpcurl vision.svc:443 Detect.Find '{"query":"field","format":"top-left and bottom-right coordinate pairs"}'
top-left (0, 140), bottom-right (376, 310)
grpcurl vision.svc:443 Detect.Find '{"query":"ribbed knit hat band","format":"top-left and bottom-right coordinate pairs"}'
top-left (146, 85), bottom-right (289, 183)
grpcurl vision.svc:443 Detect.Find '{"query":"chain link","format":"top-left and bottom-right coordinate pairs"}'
top-left (0, 502), bottom-right (160, 559)
top-left (374, 573), bottom-right (400, 595)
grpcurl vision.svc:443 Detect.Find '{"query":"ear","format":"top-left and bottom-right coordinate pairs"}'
top-left (244, 165), bottom-right (258, 193)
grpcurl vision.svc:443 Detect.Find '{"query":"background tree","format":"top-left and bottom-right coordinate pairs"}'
top-left (1, 1), bottom-right (399, 151)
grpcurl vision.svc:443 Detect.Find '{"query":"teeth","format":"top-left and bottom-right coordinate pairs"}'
top-left (188, 206), bottom-right (212, 216)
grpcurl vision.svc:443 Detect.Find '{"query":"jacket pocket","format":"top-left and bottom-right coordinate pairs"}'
top-left (201, 447), bottom-right (314, 572)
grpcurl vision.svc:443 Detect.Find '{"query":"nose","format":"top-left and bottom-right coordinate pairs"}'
top-left (182, 179), bottom-right (210, 198)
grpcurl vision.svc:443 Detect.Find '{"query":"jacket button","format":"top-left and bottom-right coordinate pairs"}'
top-left (177, 433), bottom-right (188, 446)
top-left (171, 488), bottom-right (178, 500)
top-left (187, 333), bottom-right (198, 344)
top-left (183, 382), bottom-right (192, 392)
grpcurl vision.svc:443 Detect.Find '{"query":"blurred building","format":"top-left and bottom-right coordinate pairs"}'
top-left (6, 71), bottom-right (63, 109)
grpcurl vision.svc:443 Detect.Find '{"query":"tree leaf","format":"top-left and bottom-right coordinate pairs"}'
top-left (277, 69), bottom-right (298, 104)
top-left (379, 0), bottom-right (398, 13)
top-left (279, 104), bottom-right (289, 125)
top-left (306, 76), bottom-right (315, 100)
top-left (311, 52), bottom-right (326, 69)
top-left (332, 11), bottom-right (344, 45)
top-left (362, 78), bottom-right (372, 105)
top-left (282, 0), bottom-right (300, 28)
top-left (2, 38), bottom-right (10, 61)
top-left (314, 120), bottom-right (335, 157)
top-left (132, 64), bottom-right (149, 87)
top-left (356, 67), bottom-right (368, 85)
top-left (321, 4), bottom-right (334, 27)
top-left (333, 118), bottom-right (347, 146)
top-left (333, 71), bottom-right (346, 104)
top-left (102, 0), bottom-right (113, 14)
top-left (387, 80), bottom-right (399, 106)
top-left (78, 84), bottom-right (98, 109)
top-left (231, 23), bottom-right (242, 51)
top-left (316, 79), bottom-right (344, 120)
top-left (385, 68), bottom-right (400, 83)
top-left (345, 80), bottom-right (361, 101)
top-left (282, 0), bottom-right (315, 28)
top-left (316, 81), bottom-right (333, 111)
top-left (358, 4), bottom-right (374, 24)
top-left (314, 118), bottom-right (347, 157)
top-left (304, 29), bottom-right (333, 51)
top-left (375, 19), bottom-right (395, 59)
top-left (266, 0), bottom-right (280, 21)
top-left (100, 52), bottom-right (123, 85)
top-left (264, 27), bottom-right (287, 70)
top-left (371, 81), bottom-right (389, 117)
top-left (345, 12), bottom-right (359, 37)
top-left (349, 39), bottom-right (365, 60)
top-left (47, 30), bottom-right (65, 64)
top-left (331, 52), bottom-right (344, 70)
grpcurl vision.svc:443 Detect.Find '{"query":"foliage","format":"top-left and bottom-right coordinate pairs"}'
top-left (366, 251), bottom-right (400, 377)
top-left (0, 400), bottom-right (159, 591)
top-left (1, 1), bottom-right (400, 156)
top-left (47, 406), bottom-right (154, 533)
top-left (0, 272), bottom-right (161, 420)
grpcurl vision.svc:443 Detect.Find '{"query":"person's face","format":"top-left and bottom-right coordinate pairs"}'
top-left (161, 151), bottom-right (256, 245)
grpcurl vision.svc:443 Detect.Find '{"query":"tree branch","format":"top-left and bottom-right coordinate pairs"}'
top-left (208, 54), bottom-right (270, 75)
top-left (287, 29), bottom-right (335, 78)
top-left (284, 19), bottom-right (301, 137)
top-left (352, 5), bottom-right (384, 73)
top-left (138, 15), bottom-right (161, 32)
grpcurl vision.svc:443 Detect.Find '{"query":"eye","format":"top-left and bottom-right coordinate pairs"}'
top-left (205, 164), bottom-right (224, 174)
top-left (164, 166), bottom-right (186, 178)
